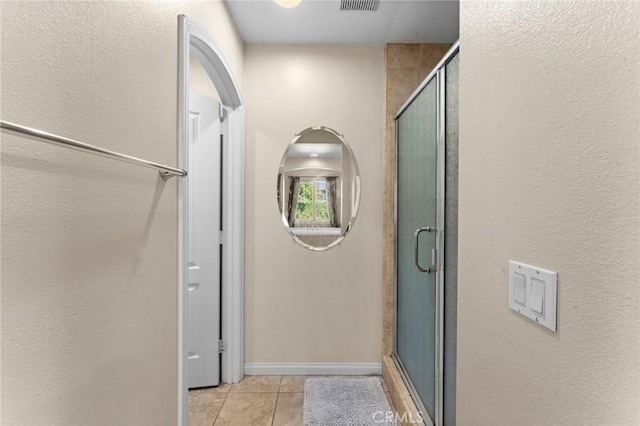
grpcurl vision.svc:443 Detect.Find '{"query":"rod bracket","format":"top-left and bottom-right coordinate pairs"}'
top-left (159, 171), bottom-right (171, 181)
top-left (159, 171), bottom-right (185, 180)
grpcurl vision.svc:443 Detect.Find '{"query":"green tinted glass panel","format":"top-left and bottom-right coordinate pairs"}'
top-left (396, 75), bottom-right (438, 417)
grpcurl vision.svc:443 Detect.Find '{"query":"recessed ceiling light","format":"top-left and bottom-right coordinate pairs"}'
top-left (274, 0), bottom-right (301, 8)
top-left (310, 153), bottom-right (318, 157)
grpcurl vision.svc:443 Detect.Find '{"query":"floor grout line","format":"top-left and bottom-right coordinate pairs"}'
top-left (210, 385), bottom-right (230, 426)
top-left (270, 378), bottom-right (283, 426)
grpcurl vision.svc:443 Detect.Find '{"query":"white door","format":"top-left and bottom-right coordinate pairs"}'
top-left (187, 91), bottom-right (222, 389)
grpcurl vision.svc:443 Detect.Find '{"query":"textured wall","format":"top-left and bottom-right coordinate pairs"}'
top-left (244, 45), bottom-right (384, 364)
top-left (457, 1), bottom-right (639, 424)
top-left (0, 1), bottom-right (243, 424)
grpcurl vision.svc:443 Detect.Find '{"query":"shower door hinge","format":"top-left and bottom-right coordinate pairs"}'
top-left (218, 339), bottom-right (226, 353)
top-left (219, 231), bottom-right (226, 245)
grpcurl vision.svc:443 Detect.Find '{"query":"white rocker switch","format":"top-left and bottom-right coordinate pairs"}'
top-left (530, 278), bottom-right (545, 315)
top-left (513, 273), bottom-right (526, 306)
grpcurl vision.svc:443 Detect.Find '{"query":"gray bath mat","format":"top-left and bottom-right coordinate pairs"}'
top-left (303, 377), bottom-right (396, 425)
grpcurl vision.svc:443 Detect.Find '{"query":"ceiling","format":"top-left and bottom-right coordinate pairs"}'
top-left (287, 143), bottom-right (343, 158)
top-left (225, 0), bottom-right (459, 44)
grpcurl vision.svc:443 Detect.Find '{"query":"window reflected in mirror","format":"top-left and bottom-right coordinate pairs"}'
top-left (277, 126), bottom-right (360, 251)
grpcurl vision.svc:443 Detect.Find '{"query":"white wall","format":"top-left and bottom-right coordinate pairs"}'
top-left (244, 45), bottom-right (384, 366)
top-left (457, 1), bottom-right (639, 424)
top-left (0, 1), bottom-right (243, 424)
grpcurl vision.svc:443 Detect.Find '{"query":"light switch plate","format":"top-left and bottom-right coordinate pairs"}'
top-left (508, 261), bottom-right (557, 331)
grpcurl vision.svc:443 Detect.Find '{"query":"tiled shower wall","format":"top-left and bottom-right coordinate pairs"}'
top-left (382, 44), bottom-right (451, 356)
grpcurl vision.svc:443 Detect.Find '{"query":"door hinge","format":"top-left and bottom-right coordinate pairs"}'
top-left (218, 339), bottom-right (226, 353)
top-left (219, 105), bottom-right (228, 136)
top-left (219, 231), bottom-right (225, 245)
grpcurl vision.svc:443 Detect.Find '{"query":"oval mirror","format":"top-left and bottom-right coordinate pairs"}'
top-left (277, 126), bottom-right (361, 251)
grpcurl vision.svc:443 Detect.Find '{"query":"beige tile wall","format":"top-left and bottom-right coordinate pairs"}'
top-left (382, 43), bottom-right (451, 356)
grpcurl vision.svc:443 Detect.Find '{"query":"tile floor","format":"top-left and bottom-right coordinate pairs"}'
top-left (188, 375), bottom-right (394, 426)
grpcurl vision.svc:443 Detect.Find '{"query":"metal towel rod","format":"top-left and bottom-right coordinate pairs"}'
top-left (0, 120), bottom-right (187, 180)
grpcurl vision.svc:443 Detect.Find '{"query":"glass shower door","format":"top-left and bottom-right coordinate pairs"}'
top-left (395, 75), bottom-right (439, 420)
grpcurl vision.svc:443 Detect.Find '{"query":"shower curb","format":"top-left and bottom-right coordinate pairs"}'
top-left (382, 355), bottom-right (427, 426)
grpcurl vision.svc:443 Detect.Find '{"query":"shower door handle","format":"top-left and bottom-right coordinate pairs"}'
top-left (414, 227), bottom-right (434, 273)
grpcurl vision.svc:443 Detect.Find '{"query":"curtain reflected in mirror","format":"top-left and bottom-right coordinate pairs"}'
top-left (287, 176), bottom-right (300, 227)
top-left (277, 126), bottom-right (360, 251)
top-left (326, 176), bottom-right (340, 228)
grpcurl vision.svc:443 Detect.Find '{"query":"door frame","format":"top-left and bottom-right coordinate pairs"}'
top-left (392, 41), bottom-right (459, 426)
top-left (177, 15), bottom-right (245, 426)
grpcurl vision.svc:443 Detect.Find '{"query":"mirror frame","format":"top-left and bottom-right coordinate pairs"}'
top-left (277, 126), bottom-right (361, 251)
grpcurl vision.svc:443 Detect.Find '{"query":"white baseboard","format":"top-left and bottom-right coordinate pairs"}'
top-left (244, 362), bottom-right (382, 376)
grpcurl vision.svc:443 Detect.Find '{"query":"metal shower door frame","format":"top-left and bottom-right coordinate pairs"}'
top-left (392, 41), bottom-right (459, 426)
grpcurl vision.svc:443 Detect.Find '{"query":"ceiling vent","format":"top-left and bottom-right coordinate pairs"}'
top-left (340, 0), bottom-right (378, 11)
